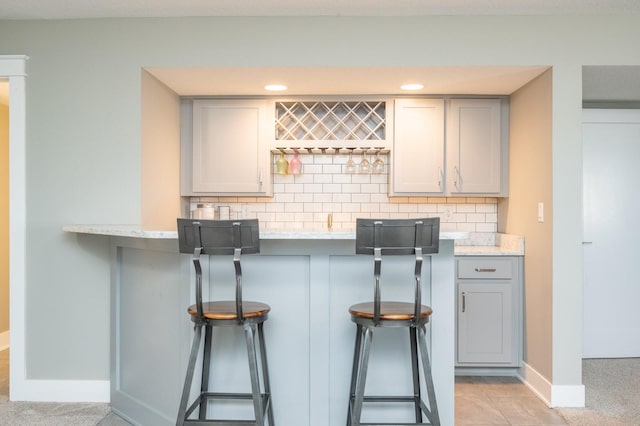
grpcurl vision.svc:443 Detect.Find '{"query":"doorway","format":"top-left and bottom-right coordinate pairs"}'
top-left (582, 108), bottom-right (640, 357)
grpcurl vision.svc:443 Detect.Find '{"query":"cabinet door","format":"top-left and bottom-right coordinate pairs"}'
top-left (447, 99), bottom-right (503, 195)
top-left (391, 98), bottom-right (445, 194)
top-left (192, 99), bottom-right (271, 195)
top-left (457, 282), bottom-right (513, 364)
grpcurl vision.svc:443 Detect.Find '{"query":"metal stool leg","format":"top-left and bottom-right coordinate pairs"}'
top-left (347, 324), bottom-right (364, 426)
top-left (410, 327), bottom-right (423, 423)
top-left (198, 324), bottom-right (213, 420)
top-left (176, 323), bottom-right (203, 426)
top-left (257, 322), bottom-right (274, 426)
top-left (352, 326), bottom-right (373, 426)
top-left (418, 325), bottom-right (439, 425)
top-left (244, 323), bottom-right (265, 425)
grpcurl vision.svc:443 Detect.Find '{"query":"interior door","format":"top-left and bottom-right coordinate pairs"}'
top-left (583, 109), bottom-right (640, 358)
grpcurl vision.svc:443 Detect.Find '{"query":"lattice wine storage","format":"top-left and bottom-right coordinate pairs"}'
top-left (275, 101), bottom-right (386, 141)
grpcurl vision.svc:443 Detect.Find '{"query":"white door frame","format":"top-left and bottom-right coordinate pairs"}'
top-left (1, 54), bottom-right (28, 401)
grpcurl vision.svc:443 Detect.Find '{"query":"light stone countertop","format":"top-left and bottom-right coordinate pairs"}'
top-left (63, 225), bottom-right (524, 255)
top-left (62, 224), bottom-right (468, 241)
top-left (454, 233), bottom-right (525, 256)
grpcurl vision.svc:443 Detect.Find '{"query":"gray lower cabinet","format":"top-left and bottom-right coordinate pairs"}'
top-left (455, 256), bottom-right (523, 368)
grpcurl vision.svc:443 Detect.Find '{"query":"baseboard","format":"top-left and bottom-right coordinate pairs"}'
top-left (0, 330), bottom-right (8, 351)
top-left (517, 362), bottom-right (585, 408)
top-left (10, 379), bottom-right (110, 403)
top-left (455, 366), bottom-right (519, 376)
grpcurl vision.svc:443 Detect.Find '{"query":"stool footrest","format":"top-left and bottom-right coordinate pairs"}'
top-left (184, 392), bottom-right (271, 425)
top-left (349, 396), bottom-right (437, 426)
top-left (184, 421), bottom-right (267, 426)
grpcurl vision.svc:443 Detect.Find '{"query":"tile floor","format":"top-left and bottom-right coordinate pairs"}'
top-left (455, 375), bottom-right (567, 425)
top-left (101, 375), bottom-right (567, 425)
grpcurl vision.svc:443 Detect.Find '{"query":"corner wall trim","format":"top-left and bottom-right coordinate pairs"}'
top-left (518, 362), bottom-right (552, 406)
top-left (11, 379), bottom-right (110, 403)
top-left (551, 384), bottom-right (586, 408)
top-left (518, 362), bottom-right (585, 408)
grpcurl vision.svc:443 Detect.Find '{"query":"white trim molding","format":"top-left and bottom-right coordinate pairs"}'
top-left (15, 379), bottom-right (110, 403)
top-left (518, 362), bottom-right (585, 408)
top-left (0, 54), bottom-right (28, 402)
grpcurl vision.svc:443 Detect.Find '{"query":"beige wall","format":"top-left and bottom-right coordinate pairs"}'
top-left (141, 71), bottom-right (181, 229)
top-left (0, 102), bottom-right (8, 335)
top-left (499, 70), bottom-right (553, 379)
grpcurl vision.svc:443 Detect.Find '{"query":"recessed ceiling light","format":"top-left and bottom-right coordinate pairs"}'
top-left (265, 84), bottom-right (287, 91)
top-left (400, 83), bottom-right (424, 91)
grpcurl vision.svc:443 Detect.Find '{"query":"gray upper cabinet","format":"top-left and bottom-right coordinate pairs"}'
top-left (391, 97), bottom-right (509, 197)
top-left (392, 98), bottom-right (445, 194)
top-left (183, 99), bottom-right (272, 196)
top-left (447, 98), bottom-right (506, 195)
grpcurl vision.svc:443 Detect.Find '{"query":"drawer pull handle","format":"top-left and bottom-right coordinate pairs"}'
top-left (475, 268), bottom-right (497, 272)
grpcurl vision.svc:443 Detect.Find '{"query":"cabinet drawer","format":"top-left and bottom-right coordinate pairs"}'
top-left (457, 258), bottom-right (513, 279)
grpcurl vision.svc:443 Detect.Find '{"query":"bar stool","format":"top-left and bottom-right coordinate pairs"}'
top-left (347, 218), bottom-right (440, 426)
top-left (176, 218), bottom-right (274, 426)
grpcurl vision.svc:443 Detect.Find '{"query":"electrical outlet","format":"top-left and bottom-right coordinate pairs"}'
top-left (241, 205), bottom-right (250, 218)
top-left (443, 206), bottom-right (454, 221)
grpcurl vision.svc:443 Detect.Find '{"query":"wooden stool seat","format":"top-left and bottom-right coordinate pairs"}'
top-left (349, 301), bottom-right (432, 321)
top-left (188, 301), bottom-right (271, 320)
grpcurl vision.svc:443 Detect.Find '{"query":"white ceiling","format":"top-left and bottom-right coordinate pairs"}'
top-left (146, 66), bottom-right (550, 96)
top-left (1, 0), bottom-right (639, 19)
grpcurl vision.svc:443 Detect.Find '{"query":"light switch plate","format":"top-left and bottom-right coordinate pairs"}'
top-left (538, 202), bottom-right (544, 223)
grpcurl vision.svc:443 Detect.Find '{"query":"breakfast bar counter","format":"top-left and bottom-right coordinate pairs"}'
top-left (64, 225), bottom-right (468, 426)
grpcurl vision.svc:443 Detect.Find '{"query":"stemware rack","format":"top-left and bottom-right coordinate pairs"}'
top-left (270, 147), bottom-right (390, 155)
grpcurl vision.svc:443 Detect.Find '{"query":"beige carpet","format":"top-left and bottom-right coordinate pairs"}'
top-left (0, 349), bottom-right (117, 425)
top-left (557, 358), bottom-right (640, 425)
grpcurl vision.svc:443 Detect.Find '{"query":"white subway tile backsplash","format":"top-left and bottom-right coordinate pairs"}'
top-left (303, 183), bottom-right (323, 193)
top-left (192, 153), bottom-right (499, 244)
top-left (333, 193), bottom-right (351, 203)
top-left (322, 164), bottom-right (342, 174)
top-left (351, 193), bottom-right (370, 203)
top-left (380, 203), bottom-right (399, 213)
top-left (342, 183), bottom-right (361, 193)
top-left (274, 193), bottom-right (295, 203)
top-left (285, 203), bottom-right (304, 213)
top-left (361, 184), bottom-right (380, 193)
top-left (322, 183), bottom-right (342, 193)
top-left (456, 204), bottom-right (476, 213)
top-left (417, 204), bottom-right (438, 213)
top-left (398, 204), bottom-right (418, 213)
top-left (295, 193), bottom-right (313, 203)
top-left (303, 164), bottom-right (323, 174)
top-left (343, 203), bottom-right (362, 213)
top-left (466, 213), bottom-right (486, 222)
top-left (313, 193), bottom-right (333, 203)
top-left (361, 203), bottom-right (381, 213)
top-left (304, 203), bottom-right (323, 213)
top-left (285, 183), bottom-right (304, 193)
top-left (313, 174), bottom-right (333, 184)
top-left (476, 204), bottom-right (497, 213)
